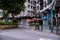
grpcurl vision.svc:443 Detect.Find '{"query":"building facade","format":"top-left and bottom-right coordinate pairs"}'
top-left (20, 0), bottom-right (55, 26)
top-left (19, 0), bottom-right (55, 17)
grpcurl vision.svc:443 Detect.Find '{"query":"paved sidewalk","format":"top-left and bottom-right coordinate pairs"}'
top-left (0, 28), bottom-right (60, 40)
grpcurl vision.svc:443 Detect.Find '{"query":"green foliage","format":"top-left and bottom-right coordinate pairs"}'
top-left (0, 22), bottom-right (18, 25)
top-left (12, 19), bottom-right (18, 22)
top-left (0, 0), bottom-right (26, 17)
top-left (0, 0), bottom-right (26, 21)
top-left (29, 22), bottom-right (40, 26)
top-left (35, 22), bottom-right (40, 26)
top-left (0, 0), bottom-right (26, 11)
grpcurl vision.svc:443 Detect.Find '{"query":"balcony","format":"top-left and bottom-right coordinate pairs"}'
top-left (55, 0), bottom-right (60, 7)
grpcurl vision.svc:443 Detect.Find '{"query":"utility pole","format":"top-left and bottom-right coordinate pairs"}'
top-left (50, 7), bottom-right (54, 32)
top-left (56, 14), bottom-right (59, 34)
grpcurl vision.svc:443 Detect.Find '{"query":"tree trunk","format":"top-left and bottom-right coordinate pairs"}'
top-left (12, 13), bottom-right (14, 21)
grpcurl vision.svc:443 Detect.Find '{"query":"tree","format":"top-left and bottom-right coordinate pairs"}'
top-left (0, 0), bottom-right (26, 22)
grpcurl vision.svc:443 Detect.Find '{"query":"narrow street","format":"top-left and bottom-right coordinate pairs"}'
top-left (0, 27), bottom-right (60, 40)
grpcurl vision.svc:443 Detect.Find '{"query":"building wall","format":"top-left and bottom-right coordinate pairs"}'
top-left (20, 0), bottom-right (39, 17)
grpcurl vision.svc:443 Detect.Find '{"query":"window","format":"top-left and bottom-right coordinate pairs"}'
top-left (37, 6), bottom-right (39, 10)
top-left (40, 0), bottom-right (43, 2)
top-left (28, 5), bottom-right (30, 8)
top-left (31, 1), bottom-right (33, 4)
top-left (40, 3), bottom-right (43, 10)
top-left (33, 7), bottom-right (36, 11)
top-left (33, 1), bottom-right (36, 5)
top-left (37, 0), bottom-right (43, 3)
top-left (44, 1), bottom-right (47, 7)
top-left (48, 0), bottom-right (52, 4)
top-left (31, 6), bottom-right (33, 9)
top-left (28, 0), bottom-right (30, 3)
